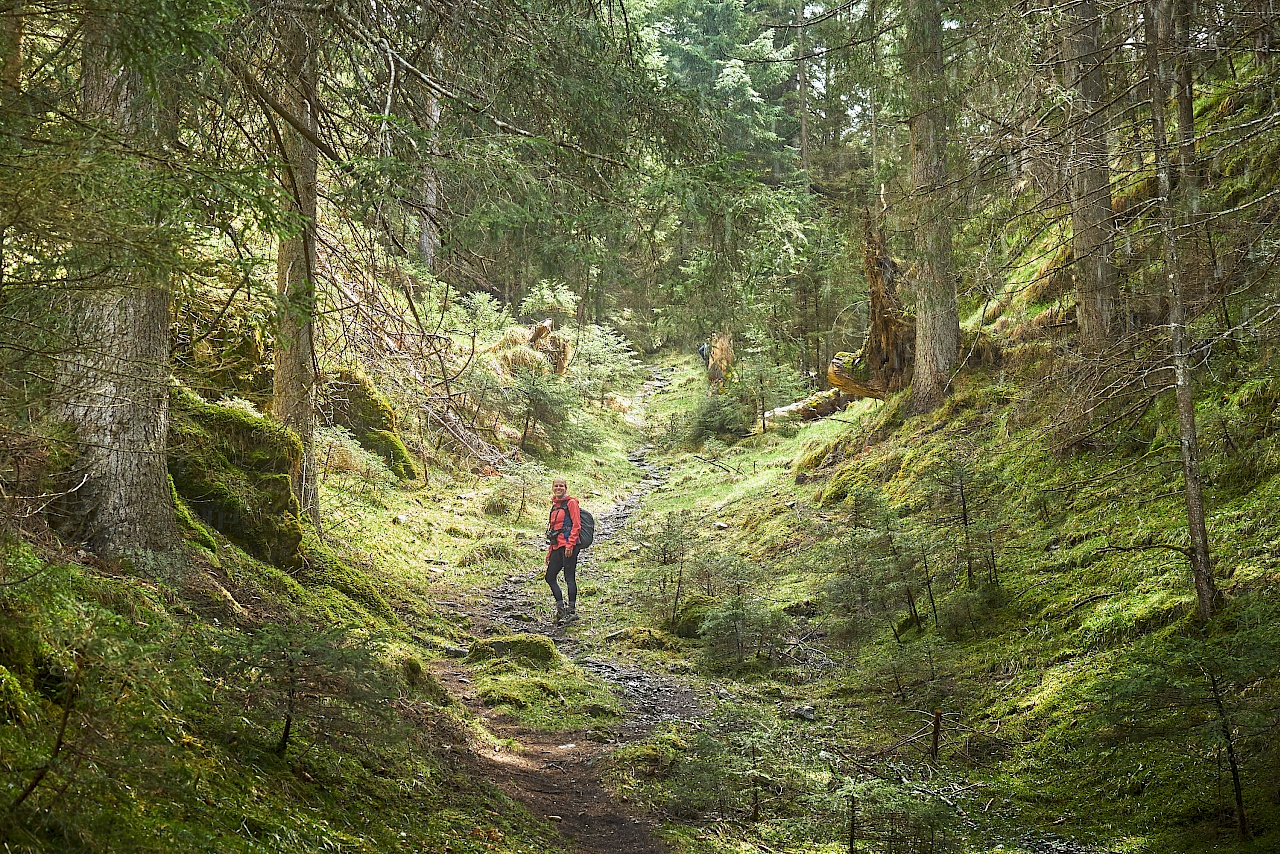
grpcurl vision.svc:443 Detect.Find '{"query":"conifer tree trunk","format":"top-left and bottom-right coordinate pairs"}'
top-left (904, 0), bottom-right (958, 414)
top-left (1173, 0), bottom-right (1198, 213)
top-left (54, 20), bottom-right (177, 556)
top-left (417, 46), bottom-right (443, 271)
top-left (274, 14), bottom-right (320, 521)
top-left (795, 1), bottom-right (810, 173)
top-left (1, 0), bottom-right (21, 90)
top-left (1065, 0), bottom-right (1118, 354)
top-left (1146, 0), bottom-right (1219, 622)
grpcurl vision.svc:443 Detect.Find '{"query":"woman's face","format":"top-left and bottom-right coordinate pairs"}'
top-left (552, 480), bottom-right (567, 500)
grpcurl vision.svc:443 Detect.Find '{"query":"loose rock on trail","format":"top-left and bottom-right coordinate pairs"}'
top-left (437, 369), bottom-right (701, 854)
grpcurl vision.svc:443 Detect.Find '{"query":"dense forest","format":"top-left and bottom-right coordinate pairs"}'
top-left (1, 0), bottom-right (1278, 852)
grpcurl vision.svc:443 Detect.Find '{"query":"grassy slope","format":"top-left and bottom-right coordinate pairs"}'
top-left (0, 390), bottom-right (645, 851)
top-left (590, 355), bottom-right (1279, 854)
top-left (3, 344), bottom-right (1275, 853)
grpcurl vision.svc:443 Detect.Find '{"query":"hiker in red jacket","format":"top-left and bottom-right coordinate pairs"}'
top-left (546, 477), bottom-right (581, 624)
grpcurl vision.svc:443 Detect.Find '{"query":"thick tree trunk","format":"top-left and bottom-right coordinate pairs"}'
top-left (1064, 0), bottom-right (1118, 354)
top-left (1, 0), bottom-right (21, 90)
top-left (56, 290), bottom-right (178, 554)
top-left (904, 0), bottom-right (958, 414)
top-left (274, 15), bottom-right (320, 521)
top-left (53, 21), bottom-right (177, 556)
top-left (1146, 0), bottom-right (1220, 622)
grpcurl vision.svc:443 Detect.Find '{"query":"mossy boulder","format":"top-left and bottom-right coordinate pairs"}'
top-left (669, 594), bottom-right (715, 639)
top-left (364, 429), bottom-right (418, 480)
top-left (296, 534), bottom-right (394, 621)
top-left (330, 368), bottom-right (397, 434)
top-left (170, 475), bottom-right (217, 554)
top-left (327, 369), bottom-right (416, 480)
top-left (466, 634), bottom-right (563, 669)
top-left (168, 386), bottom-right (305, 569)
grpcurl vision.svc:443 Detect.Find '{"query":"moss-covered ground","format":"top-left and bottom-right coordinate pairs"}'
top-left (4, 339), bottom-right (1278, 853)
top-left (574, 354), bottom-right (1280, 854)
top-left (0, 359), bottom-right (648, 853)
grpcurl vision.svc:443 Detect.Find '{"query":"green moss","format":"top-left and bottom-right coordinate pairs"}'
top-left (296, 534), bottom-right (394, 621)
top-left (364, 429), bottom-right (418, 480)
top-left (466, 633), bottom-right (562, 669)
top-left (328, 370), bottom-right (417, 480)
top-left (330, 368), bottom-right (397, 434)
top-left (167, 385), bottom-right (306, 569)
top-left (469, 646), bottom-right (622, 730)
top-left (0, 665), bottom-right (33, 725)
top-left (817, 459), bottom-right (866, 506)
top-left (669, 593), bottom-right (714, 639)
top-left (170, 475), bottom-right (217, 554)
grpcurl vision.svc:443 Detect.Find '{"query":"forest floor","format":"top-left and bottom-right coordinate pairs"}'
top-left (434, 373), bottom-right (703, 854)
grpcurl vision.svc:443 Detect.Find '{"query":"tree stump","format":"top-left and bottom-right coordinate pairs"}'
top-left (828, 213), bottom-right (915, 399)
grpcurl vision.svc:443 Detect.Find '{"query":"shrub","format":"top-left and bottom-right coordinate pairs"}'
top-left (937, 585), bottom-right (1005, 641)
top-left (687, 395), bottom-right (750, 445)
top-left (700, 596), bottom-right (792, 670)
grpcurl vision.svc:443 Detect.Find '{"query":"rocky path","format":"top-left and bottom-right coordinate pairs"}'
top-left (438, 368), bottom-right (702, 854)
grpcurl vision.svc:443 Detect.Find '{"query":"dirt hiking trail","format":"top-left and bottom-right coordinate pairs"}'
top-left (437, 369), bottom-right (703, 853)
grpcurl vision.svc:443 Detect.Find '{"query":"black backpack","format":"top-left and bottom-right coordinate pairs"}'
top-left (552, 504), bottom-right (594, 550)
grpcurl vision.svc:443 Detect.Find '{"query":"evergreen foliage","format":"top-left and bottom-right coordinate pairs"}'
top-left (3, 0), bottom-right (1280, 849)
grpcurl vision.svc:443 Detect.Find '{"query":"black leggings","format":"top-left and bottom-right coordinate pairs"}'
top-left (545, 547), bottom-right (578, 605)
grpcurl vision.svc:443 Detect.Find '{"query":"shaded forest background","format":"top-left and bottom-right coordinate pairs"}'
top-left (2, 0), bottom-right (1280, 851)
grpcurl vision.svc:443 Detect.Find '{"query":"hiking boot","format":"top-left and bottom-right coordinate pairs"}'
top-left (563, 603), bottom-right (579, 623)
top-left (554, 601), bottom-right (567, 624)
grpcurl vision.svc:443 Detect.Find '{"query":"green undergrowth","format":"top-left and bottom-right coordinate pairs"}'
top-left (593, 355), bottom-right (1280, 853)
top-left (0, 346), bottom-right (657, 852)
top-left (466, 634), bottom-right (622, 732)
top-left (0, 539), bottom-right (572, 854)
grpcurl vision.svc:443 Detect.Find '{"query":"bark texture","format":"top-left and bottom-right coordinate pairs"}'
top-left (904, 0), bottom-right (958, 414)
top-left (1064, 0), bottom-right (1118, 354)
top-left (56, 289), bottom-right (178, 553)
top-left (273, 14), bottom-right (320, 520)
top-left (53, 23), bottom-right (177, 555)
top-left (417, 60), bottom-right (443, 271)
top-left (1, 0), bottom-right (21, 90)
top-left (827, 214), bottom-right (916, 400)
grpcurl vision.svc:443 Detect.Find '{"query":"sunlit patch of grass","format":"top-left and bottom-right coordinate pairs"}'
top-left (468, 649), bottom-right (622, 732)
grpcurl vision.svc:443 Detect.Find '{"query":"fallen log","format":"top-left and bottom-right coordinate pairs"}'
top-left (827, 352), bottom-right (886, 400)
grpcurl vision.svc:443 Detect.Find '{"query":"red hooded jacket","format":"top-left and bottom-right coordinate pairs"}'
top-left (548, 496), bottom-right (581, 553)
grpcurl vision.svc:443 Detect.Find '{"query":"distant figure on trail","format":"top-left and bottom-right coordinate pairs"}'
top-left (545, 477), bottom-right (581, 624)
top-left (698, 340), bottom-right (709, 365)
